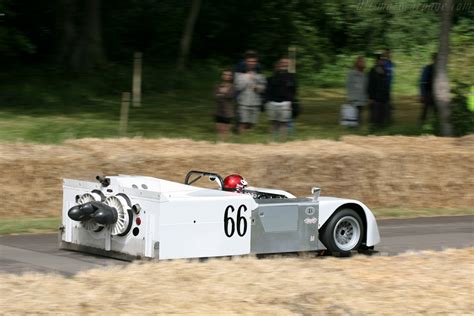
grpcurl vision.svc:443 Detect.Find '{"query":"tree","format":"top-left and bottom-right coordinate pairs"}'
top-left (56, 0), bottom-right (77, 65)
top-left (0, 0), bottom-right (36, 57)
top-left (57, 0), bottom-right (105, 71)
top-left (434, 0), bottom-right (454, 136)
top-left (177, 0), bottom-right (202, 71)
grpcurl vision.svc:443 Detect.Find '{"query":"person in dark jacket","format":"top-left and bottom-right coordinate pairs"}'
top-left (265, 57), bottom-right (297, 141)
top-left (383, 48), bottom-right (395, 123)
top-left (419, 53), bottom-right (437, 123)
top-left (367, 54), bottom-right (390, 128)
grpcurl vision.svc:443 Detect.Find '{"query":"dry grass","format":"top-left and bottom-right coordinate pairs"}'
top-left (0, 135), bottom-right (473, 219)
top-left (0, 248), bottom-right (472, 314)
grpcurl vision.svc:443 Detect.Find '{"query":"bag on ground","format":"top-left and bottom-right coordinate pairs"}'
top-left (340, 103), bottom-right (358, 127)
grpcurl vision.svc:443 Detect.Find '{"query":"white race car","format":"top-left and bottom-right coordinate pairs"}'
top-left (60, 171), bottom-right (380, 260)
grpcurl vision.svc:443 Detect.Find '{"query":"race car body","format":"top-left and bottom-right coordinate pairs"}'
top-left (60, 171), bottom-right (380, 260)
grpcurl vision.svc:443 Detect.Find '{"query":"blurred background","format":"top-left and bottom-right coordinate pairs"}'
top-left (0, 0), bottom-right (472, 143)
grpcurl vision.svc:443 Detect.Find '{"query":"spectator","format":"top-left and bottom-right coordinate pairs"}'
top-left (265, 57), bottom-right (297, 141)
top-left (234, 50), bottom-right (263, 74)
top-left (232, 50), bottom-right (262, 134)
top-left (383, 48), bottom-right (395, 122)
top-left (382, 49), bottom-right (395, 93)
top-left (234, 51), bottom-right (266, 132)
top-left (214, 69), bottom-right (235, 141)
top-left (346, 56), bottom-right (368, 125)
top-left (419, 53), bottom-right (437, 124)
top-left (367, 54), bottom-right (390, 128)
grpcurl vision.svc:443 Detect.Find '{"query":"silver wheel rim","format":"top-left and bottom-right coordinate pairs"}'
top-left (333, 215), bottom-right (361, 251)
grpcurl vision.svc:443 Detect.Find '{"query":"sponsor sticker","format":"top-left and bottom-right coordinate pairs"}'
top-left (304, 217), bottom-right (317, 225)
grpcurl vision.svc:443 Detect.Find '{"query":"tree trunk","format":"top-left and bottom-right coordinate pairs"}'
top-left (56, 0), bottom-right (77, 65)
top-left (71, 0), bottom-right (105, 71)
top-left (434, 0), bottom-right (453, 136)
top-left (177, 0), bottom-right (202, 71)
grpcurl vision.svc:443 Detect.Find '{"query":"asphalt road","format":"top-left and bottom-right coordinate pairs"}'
top-left (0, 215), bottom-right (472, 275)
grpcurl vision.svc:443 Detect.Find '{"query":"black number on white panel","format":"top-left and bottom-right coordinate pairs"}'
top-left (224, 204), bottom-right (247, 237)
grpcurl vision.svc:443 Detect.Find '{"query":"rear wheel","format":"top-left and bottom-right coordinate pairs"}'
top-left (320, 208), bottom-right (364, 257)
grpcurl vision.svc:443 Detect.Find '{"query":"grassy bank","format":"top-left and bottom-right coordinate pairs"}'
top-left (1, 208), bottom-right (472, 235)
top-left (0, 89), bottom-right (429, 144)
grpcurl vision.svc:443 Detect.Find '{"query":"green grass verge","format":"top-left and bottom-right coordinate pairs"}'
top-left (0, 209), bottom-right (472, 235)
top-left (373, 208), bottom-right (473, 219)
top-left (0, 88), bottom-right (431, 144)
top-left (0, 217), bottom-right (61, 235)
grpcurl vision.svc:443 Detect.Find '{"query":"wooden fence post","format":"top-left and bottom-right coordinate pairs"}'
top-left (119, 92), bottom-right (131, 135)
top-left (288, 46), bottom-right (296, 74)
top-left (132, 52), bottom-right (142, 107)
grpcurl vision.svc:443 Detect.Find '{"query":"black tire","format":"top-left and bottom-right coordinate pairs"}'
top-left (320, 208), bottom-right (365, 257)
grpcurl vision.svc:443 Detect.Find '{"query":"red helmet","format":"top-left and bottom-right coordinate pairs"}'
top-left (223, 174), bottom-right (248, 193)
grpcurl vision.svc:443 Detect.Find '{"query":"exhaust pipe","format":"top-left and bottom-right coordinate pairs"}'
top-left (68, 201), bottom-right (118, 225)
top-left (91, 203), bottom-right (118, 225)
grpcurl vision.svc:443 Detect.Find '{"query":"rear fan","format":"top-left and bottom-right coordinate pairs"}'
top-left (77, 193), bottom-right (103, 232)
top-left (104, 195), bottom-right (133, 236)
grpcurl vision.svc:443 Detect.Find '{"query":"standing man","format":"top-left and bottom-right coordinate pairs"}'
top-left (234, 51), bottom-right (266, 133)
top-left (367, 54), bottom-right (390, 129)
top-left (419, 53), bottom-right (437, 124)
top-left (265, 57), bottom-right (297, 141)
top-left (382, 48), bottom-right (395, 123)
top-left (234, 50), bottom-right (262, 74)
top-left (346, 56), bottom-right (368, 125)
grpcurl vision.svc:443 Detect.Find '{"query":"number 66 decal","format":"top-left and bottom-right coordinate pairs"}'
top-left (224, 205), bottom-right (248, 237)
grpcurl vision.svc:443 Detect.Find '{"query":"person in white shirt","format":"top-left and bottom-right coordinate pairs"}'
top-left (346, 56), bottom-right (368, 125)
top-left (234, 51), bottom-right (266, 133)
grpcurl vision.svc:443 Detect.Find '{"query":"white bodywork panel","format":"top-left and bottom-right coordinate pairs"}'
top-left (61, 174), bottom-right (380, 259)
top-left (317, 197), bottom-right (381, 246)
top-left (62, 175), bottom-right (258, 259)
top-left (158, 195), bottom-right (256, 259)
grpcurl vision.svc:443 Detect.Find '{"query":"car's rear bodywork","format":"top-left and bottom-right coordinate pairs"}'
top-left (60, 173), bottom-right (380, 260)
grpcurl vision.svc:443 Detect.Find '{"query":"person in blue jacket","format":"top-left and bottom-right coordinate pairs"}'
top-left (382, 48), bottom-right (395, 123)
top-left (419, 53), bottom-right (437, 123)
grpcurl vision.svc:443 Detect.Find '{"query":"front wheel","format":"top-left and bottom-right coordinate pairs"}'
top-left (320, 208), bottom-right (364, 257)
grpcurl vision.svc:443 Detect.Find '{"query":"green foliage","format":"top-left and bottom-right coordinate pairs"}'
top-left (450, 82), bottom-right (474, 136)
top-left (385, 2), bottom-right (439, 52)
top-left (449, 18), bottom-right (474, 85)
top-left (0, 1), bottom-right (36, 56)
top-left (0, 0), bottom-right (472, 79)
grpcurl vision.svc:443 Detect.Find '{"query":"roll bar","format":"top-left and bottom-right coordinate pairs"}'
top-left (184, 170), bottom-right (224, 189)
